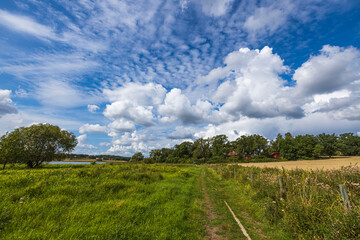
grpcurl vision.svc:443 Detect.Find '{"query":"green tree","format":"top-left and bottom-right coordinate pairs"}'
top-left (269, 133), bottom-right (284, 153)
top-left (0, 124), bottom-right (77, 168)
top-left (279, 132), bottom-right (297, 160)
top-left (130, 152), bottom-right (144, 162)
top-left (192, 138), bottom-right (211, 162)
top-left (294, 134), bottom-right (317, 159)
top-left (317, 133), bottom-right (338, 158)
top-left (0, 130), bottom-right (24, 169)
top-left (210, 135), bottom-right (229, 157)
top-left (338, 133), bottom-right (360, 156)
top-left (172, 142), bottom-right (193, 159)
top-left (149, 149), bottom-right (162, 163)
top-left (234, 134), bottom-right (268, 157)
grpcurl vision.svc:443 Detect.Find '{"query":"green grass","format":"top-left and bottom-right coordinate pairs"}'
top-left (0, 164), bottom-right (206, 239)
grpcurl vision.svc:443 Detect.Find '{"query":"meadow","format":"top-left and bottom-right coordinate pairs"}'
top-left (1, 163), bottom-right (359, 239)
top-left (0, 164), bottom-right (205, 239)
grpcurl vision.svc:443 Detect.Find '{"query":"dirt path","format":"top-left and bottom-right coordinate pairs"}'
top-left (200, 170), bottom-right (227, 240)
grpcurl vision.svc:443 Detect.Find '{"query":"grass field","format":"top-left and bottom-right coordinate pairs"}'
top-left (0, 164), bottom-right (206, 239)
top-left (1, 163), bottom-right (359, 239)
top-left (237, 156), bottom-right (360, 170)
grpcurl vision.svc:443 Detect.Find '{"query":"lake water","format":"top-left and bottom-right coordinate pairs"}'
top-left (48, 161), bottom-right (106, 164)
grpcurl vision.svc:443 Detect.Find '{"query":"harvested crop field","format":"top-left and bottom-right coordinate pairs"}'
top-left (237, 156), bottom-right (360, 170)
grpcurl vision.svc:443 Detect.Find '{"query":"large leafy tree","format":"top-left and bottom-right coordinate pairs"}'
top-left (234, 134), bottom-right (268, 156)
top-left (279, 132), bottom-right (297, 160)
top-left (317, 133), bottom-right (338, 158)
top-left (210, 135), bottom-right (230, 157)
top-left (172, 142), bottom-right (193, 159)
top-left (338, 133), bottom-right (360, 156)
top-left (0, 129), bottom-right (24, 169)
top-left (192, 138), bottom-right (211, 161)
top-left (0, 124), bottom-right (77, 168)
top-left (130, 152), bottom-right (144, 162)
top-left (295, 134), bottom-right (318, 159)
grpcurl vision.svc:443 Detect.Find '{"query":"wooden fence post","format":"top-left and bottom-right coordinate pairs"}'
top-left (339, 184), bottom-right (351, 211)
top-left (278, 176), bottom-right (284, 193)
top-left (250, 172), bottom-right (254, 187)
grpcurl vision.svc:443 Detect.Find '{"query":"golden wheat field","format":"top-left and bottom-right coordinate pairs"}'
top-left (237, 156), bottom-right (360, 170)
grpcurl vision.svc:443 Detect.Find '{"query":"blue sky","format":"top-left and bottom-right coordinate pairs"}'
top-left (0, 0), bottom-right (359, 156)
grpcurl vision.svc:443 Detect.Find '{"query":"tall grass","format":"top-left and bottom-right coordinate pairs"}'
top-left (211, 165), bottom-right (360, 239)
top-left (0, 164), bottom-right (205, 239)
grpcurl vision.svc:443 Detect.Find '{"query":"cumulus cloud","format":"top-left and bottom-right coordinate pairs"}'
top-left (107, 131), bottom-right (154, 155)
top-left (79, 124), bottom-right (108, 134)
top-left (294, 45), bottom-right (360, 96)
top-left (292, 45), bottom-right (360, 120)
top-left (103, 82), bottom-right (167, 127)
top-left (200, 47), bottom-right (304, 120)
top-left (158, 88), bottom-right (212, 124)
top-left (76, 134), bottom-right (97, 149)
top-left (0, 90), bottom-right (18, 117)
top-left (108, 119), bottom-right (135, 134)
top-left (167, 126), bottom-right (196, 140)
top-left (88, 104), bottom-right (100, 113)
top-left (104, 100), bottom-right (155, 126)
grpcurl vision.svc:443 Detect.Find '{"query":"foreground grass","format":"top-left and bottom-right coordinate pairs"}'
top-left (0, 164), bottom-right (205, 239)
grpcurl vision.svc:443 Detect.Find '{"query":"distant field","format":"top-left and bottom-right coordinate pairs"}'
top-left (237, 156), bottom-right (360, 170)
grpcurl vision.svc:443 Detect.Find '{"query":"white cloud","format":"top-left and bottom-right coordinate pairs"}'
top-left (0, 53), bottom-right (99, 80)
top-left (103, 82), bottom-right (167, 129)
top-left (108, 119), bottom-right (135, 134)
top-left (244, 6), bottom-right (288, 39)
top-left (200, 46), bottom-right (303, 120)
top-left (103, 82), bottom-right (166, 105)
top-left (88, 104), bottom-right (100, 113)
top-left (0, 9), bottom-right (56, 39)
top-left (104, 100), bottom-right (155, 126)
top-left (158, 88), bottom-right (212, 124)
top-left (198, 0), bottom-right (234, 17)
top-left (79, 124), bottom-right (108, 134)
top-left (99, 142), bottom-right (111, 147)
top-left (107, 131), bottom-right (154, 156)
top-left (35, 80), bottom-right (101, 108)
top-left (167, 126), bottom-right (196, 140)
top-left (294, 45), bottom-right (360, 96)
top-left (0, 9), bottom-right (105, 52)
top-left (76, 134), bottom-right (97, 149)
top-left (0, 90), bottom-right (18, 117)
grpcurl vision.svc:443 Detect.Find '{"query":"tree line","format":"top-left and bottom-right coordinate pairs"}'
top-left (133, 132), bottom-right (360, 164)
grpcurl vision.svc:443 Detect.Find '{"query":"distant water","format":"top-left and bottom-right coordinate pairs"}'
top-left (48, 161), bottom-right (106, 164)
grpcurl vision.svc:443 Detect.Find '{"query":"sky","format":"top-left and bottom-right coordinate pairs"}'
top-left (0, 0), bottom-right (360, 156)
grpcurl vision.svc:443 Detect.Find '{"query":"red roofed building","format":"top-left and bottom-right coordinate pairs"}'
top-left (270, 152), bottom-right (280, 159)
